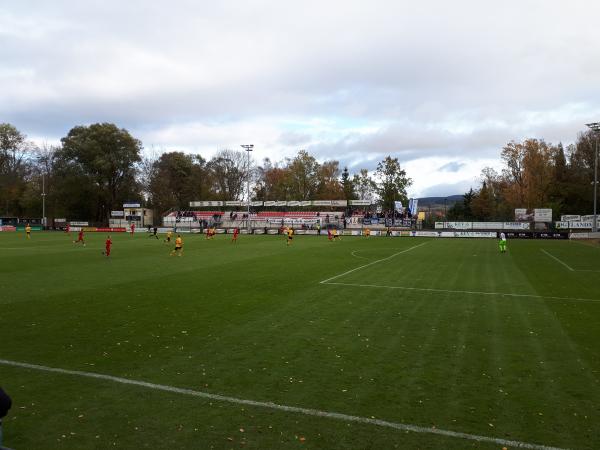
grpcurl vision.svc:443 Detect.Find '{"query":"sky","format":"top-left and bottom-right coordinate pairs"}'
top-left (2, 0), bottom-right (600, 197)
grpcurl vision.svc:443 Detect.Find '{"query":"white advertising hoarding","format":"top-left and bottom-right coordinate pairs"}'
top-left (534, 208), bottom-right (553, 222)
top-left (311, 200), bottom-right (348, 206)
top-left (503, 222), bottom-right (530, 230)
top-left (561, 215), bottom-right (581, 222)
top-left (411, 231), bottom-right (439, 237)
top-left (190, 201), bottom-right (224, 207)
top-left (569, 222), bottom-right (593, 229)
top-left (473, 222), bottom-right (503, 230)
top-left (349, 200), bottom-right (372, 206)
top-left (515, 208), bottom-right (532, 221)
top-left (445, 222), bottom-right (472, 230)
top-left (440, 231), bottom-right (497, 238)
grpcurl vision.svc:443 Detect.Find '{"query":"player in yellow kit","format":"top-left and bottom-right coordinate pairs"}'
top-left (170, 235), bottom-right (183, 256)
top-left (332, 228), bottom-right (341, 241)
top-left (205, 227), bottom-right (216, 240)
top-left (25, 224), bottom-right (32, 239)
top-left (164, 230), bottom-right (173, 243)
top-left (364, 228), bottom-right (370, 238)
top-left (286, 227), bottom-right (294, 246)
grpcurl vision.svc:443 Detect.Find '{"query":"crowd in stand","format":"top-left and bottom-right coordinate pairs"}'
top-left (175, 211), bottom-right (195, 218)
top-left (348, 208), bottom-right (413, 220)
top-left (167, 209), bottom-right (420, 228)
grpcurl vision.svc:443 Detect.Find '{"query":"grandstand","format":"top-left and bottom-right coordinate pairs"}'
top-left (163, 209), bottom-right (342, 231)
top-left (161, 199), bottom-right (422, 232)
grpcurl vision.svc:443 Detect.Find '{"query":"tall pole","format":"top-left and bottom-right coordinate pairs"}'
top-left (595, 139), bottom-right (598, 233)
top-left (42, 171), bottom-right (46, 229)
top-left (241, 144), bottom-right (254, 233)
top-left (586, 123), bottom-right (600, 232)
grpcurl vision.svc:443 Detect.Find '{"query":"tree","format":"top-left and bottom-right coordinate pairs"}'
top-left (0, 123), bottom-right (35, 216)
top-left (254, 158), bottom-right (291, 201)
top-left (286, 150), bottom-right (319, 200)
top-left (471, 181), bottom-right (496, 220)
top-left (546, 143), bottom-right (568, 216)
top-left (500, 139), bottom-right (556, 211)
top-left (57, 123), bottom-right (142, 221)
top-left (374, 156), bottom-right (412, 210)
top-left (138, 150), bottom-right (159, 202)
top-left (18, 143), bottom-right (59, 219)
top-left (208, 149), bottom-right (247, 201)
top-left (352, 169), bottom-right (377, 201)
top-left (500, 141), bottom-right (526, 208)
top-left (564, 131), bottom-right (597, 213)
top-left (341, 167), bottom-right (356, 200)
top-left (447, 188), bottom-right (475, 220)
top-left (315, 160), bottom-right (343, 199)
top-left (149, 152), bottom-right (209, 214)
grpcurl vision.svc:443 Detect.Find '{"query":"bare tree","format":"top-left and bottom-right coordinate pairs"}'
top-left (208, 149), bottom-right (248, 201)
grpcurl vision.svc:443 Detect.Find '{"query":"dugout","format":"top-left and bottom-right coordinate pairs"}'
top-left (110, 203), bottom-right (153, 228)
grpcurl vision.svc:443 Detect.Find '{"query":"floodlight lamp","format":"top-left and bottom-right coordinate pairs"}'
top-left (586, 122), bottom-right (600, 132)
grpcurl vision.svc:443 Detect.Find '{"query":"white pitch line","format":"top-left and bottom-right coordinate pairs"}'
top-left (541, 249), bottom-right (575, 272)
top-left (350, 250), bottom-right (369, 260)
top-left (322, 281), bottom-right (600, 304)
top-left (321, 243), bottom-right (427, 284)
top-left (0, 358), bottom-right (567, 450)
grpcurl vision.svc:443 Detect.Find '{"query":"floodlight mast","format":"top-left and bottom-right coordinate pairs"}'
top-left (240, 144), bottom-right (254, 233)
top-left (586, 123), bottom-right (600, 233)
top-left (42, 171), bottom-right (46, 229)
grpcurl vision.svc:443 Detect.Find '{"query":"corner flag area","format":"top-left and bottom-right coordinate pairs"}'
top-left (1, 232), bottom-right (599, 449)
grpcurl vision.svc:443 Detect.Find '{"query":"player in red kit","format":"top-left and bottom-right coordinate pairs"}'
top-left (65, 223), bottom-right (70, 234)
top-left (231, 227), bottom-right (239, 243)
top-left (74, 229), bottom-right (85, 246)
top-left (327, 229), bottom-right (332, 241)
top-left (130, 222), bottom-right (135, 236)
top-left (103, 235), bottom-right (112, 257)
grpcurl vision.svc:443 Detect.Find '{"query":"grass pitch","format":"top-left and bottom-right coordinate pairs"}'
top-left (0, 232), bottom-right (599, 449)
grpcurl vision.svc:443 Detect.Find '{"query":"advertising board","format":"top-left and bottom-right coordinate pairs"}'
top-left (534, 208), bottom-right (553, 222)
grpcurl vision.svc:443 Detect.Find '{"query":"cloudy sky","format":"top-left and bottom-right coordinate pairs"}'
top-left (2, 0), bottom-right (600, 197)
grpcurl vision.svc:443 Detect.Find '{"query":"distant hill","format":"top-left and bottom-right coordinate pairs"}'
top-left (417, 195), bottom-right (463, 207)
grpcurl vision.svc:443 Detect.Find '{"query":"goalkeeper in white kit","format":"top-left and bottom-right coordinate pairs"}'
top-left (499, 232), bottom-right (507, 253)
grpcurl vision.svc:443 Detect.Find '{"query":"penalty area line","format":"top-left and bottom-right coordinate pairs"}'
top-left (541, 249), bottom-right (575, 272)
top-left (0, 358), bottom-right (567, 450)
top-left (321, 243), bottom-right (427, 284)
top-left (322, 282), bottom-right (600, 304)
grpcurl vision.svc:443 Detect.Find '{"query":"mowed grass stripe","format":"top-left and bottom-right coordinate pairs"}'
top-left (324, 239), bottom-right (600, 303)
top-left (0, 358), bottom-right (568, 450)
top-left (1, 233), bottom-right (599, 449)
top-left (319, 242), bottom-right (427, 284)
top-left (322, 281), bottom-right (600, 303)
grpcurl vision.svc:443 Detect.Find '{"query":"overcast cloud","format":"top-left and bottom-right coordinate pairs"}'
top-left (2, 0), bottom-right (600, 196)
